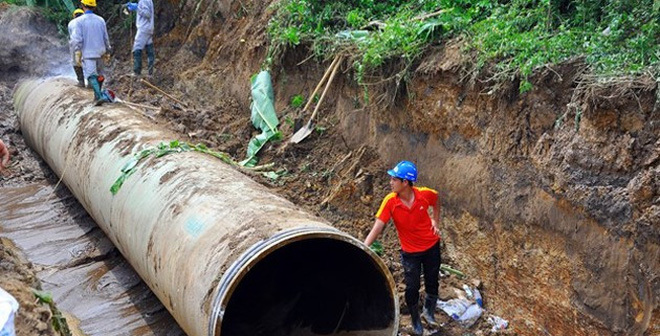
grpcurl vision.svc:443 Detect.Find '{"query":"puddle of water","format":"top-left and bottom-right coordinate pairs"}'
top-left (0, 182), bottom-right (185, 336)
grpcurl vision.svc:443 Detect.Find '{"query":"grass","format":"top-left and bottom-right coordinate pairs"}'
top-left (266, 0), bottom-right (659, 94)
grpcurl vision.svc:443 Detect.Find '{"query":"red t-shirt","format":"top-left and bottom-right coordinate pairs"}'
top-left (375, 187), bottom-right (440, 253)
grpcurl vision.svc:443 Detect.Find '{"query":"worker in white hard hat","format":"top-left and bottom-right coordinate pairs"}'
top-left (68, 8), bottom-right (85, 87)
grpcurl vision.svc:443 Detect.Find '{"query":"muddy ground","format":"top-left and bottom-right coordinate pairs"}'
top-left (1, 1), bottom-right (659, 336)
top-left (0, 5), bottom-right (65, 336)
top-left (0, 5), bottom-right (496, 336)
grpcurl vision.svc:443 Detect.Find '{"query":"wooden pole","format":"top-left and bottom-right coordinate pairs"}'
top-left (140, 79), bottom-right (187, 107)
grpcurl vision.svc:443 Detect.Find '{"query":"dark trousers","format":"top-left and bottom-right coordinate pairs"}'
top-left (400, 241), bottom-right (441, 309)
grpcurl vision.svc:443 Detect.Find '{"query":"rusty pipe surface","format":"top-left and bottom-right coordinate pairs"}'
top-left (14, 78), bottom-right (398, 336)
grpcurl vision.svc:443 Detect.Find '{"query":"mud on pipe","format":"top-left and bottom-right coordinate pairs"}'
top-left (13, 78), bottom-right (399, 336)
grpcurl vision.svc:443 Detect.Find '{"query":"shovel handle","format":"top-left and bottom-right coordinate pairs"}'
top-left (308, 56), bottom-right (343, 123)
top-left (302, 55), bottom-right (340, 112)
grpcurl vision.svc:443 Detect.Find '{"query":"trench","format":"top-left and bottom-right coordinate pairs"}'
top-left (0, 182), bottom-right (186, 335)
top-left (6, 78), bottom-right (399, 336)
top-left (2, 5), bottom-right (658, 336)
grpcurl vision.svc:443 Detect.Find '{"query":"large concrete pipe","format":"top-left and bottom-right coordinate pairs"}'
top-left (14, 78), bottom-right (398, 336)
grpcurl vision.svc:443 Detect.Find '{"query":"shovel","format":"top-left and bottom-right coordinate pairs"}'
top-left (290, 55), bottom-right (343, 143)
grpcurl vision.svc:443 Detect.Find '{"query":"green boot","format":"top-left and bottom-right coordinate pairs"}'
top-left (88, 75), bottom-right (107, 106)
top-left (133, 49), bottom-right (142, 76)
top-left (146, 43), bottom-right (155, 76)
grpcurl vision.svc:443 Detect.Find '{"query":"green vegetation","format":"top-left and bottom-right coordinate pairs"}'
top-left (32, 289), bottom-right (72, 336)
top-left (290, 94), bottom-right (305, 108)
top-left (3, 0), bottom-right (74, 35)
top-left (267, 0), bottom-right (659, 93)
top-left (369, 240), bottom-right (384, 256)
top-left (243, 71), bottom-right (282, 167)
top-left (4, 0), bottom-right (131, 37)
top-left (110, 141), bottom-right (237, 195)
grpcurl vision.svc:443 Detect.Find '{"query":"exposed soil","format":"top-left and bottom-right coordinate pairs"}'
top-left (1, 1), bottom-right (659, 336)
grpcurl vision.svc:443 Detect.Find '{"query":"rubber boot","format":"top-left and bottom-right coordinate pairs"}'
top-left (422, 294), bottom-right (439, 328)
top-left (133, 49), bottom-right (142, 76)
top-left (410, 306), bottom-right (424, 336)
top-left (145, 43), bottom-right (155, 76)
top-left (88, 75), bottom-right (107, 106)
top-left (73, 66), bottom-right (85, 87)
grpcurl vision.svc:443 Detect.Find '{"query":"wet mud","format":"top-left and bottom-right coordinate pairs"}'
top-left (0, 182), bottom-right (184, 336)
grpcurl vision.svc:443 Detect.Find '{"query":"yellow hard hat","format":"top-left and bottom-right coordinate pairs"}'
top-left (72, 8), bottom-right (84, 18)
top-left (81, 0), bottom-right (96, 8)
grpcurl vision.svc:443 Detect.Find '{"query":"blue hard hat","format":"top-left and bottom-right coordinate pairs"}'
top-left (387, 160), bottom-right (417, 182)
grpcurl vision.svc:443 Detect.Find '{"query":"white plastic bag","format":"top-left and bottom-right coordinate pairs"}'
top-left (487, 314), bottom-right (509, 332)
top-left (0, 287), bottom-right (19, 336)
top-left (457, 303), bottom-right (483, 328)
top-left (436, 297), bottom-right (471, 320)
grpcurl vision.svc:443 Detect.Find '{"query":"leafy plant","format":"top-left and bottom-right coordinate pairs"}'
top-left (290, 94), bottom-right (305, 108)
top-left (266, 0), bottom-right (659, 95)
top-left (262, 168), bottom-right (288, 180)
top-left (110, 141), bottom-right (237, 195)
top-left (370, 240), bottom-right (384, 256)
top-left (314, 125), bottom-right (327, 135)
top-left (32, 289), bottom-right (72, 336)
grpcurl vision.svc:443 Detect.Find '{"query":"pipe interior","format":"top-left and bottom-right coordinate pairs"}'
top-left (220, 238), bottom-right (395, 336)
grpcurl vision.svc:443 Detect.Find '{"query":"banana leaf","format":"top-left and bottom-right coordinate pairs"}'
top-left (241, 71), bottom-right (280, 167)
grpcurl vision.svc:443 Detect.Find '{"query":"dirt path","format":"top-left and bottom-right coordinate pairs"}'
top-left (0, 7), bottom-right (64, 331)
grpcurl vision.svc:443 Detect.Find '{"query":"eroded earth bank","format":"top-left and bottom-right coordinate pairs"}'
top-left (0, 1), bottom-right (658, 336)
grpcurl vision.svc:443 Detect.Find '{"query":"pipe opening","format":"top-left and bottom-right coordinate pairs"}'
top-left (220, 238), bottom-right (395, 336)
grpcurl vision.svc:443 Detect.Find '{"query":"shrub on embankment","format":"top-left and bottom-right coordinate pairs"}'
top-left (266, 0), bottom-right (659, 94)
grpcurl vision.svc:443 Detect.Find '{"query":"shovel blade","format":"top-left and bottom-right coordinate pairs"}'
top-left (289, 124), bottom-right (314, 143)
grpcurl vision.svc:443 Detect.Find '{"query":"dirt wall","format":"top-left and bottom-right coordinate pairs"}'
top-left (146, 1), bottom-right (659, 335)
top-left (352, 62), bottom-right (659, 335)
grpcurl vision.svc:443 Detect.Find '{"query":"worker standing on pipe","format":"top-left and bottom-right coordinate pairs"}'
top-left (72, 0), bottom-right (112, 106)
top-left (364, 160), bottom-right (441, 336)
top-left (124, 0), bottom-right (155, 77)
top-left (68, 8), bottom-right (85, 87)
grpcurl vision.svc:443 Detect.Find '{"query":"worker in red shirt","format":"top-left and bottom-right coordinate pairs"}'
top-left (364, 160), bottom-right (441, 336)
